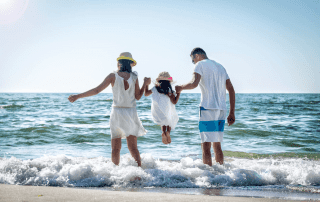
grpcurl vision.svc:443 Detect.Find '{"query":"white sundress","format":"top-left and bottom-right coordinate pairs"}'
top-left (109, 71), bottom-right (147, 139)
top-left (151, 86), bottom-right (179, 130)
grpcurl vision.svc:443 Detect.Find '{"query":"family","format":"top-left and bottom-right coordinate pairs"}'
top-left (68, 47), bottom-right (236, 167)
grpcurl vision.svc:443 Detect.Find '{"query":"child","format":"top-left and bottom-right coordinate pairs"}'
top-left (144, 71), bottom-right (180, 144)
top-left (68, 52), bottom-right (148, 167)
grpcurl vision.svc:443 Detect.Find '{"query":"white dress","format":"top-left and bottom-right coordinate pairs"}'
top-left (109, 71), bottom-right (147, 139)
top-left (151, 86), bottom-right (179, 130)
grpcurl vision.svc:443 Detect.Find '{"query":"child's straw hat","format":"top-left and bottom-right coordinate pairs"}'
top-left (155, 71), bottom-right (176, 84)
top-left (117, 52), bottom-right (137, 66)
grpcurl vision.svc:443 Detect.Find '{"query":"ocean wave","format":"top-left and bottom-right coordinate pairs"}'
top-left (0, 104), bottom-right (25, 110)
top-left (280, 140), bottom-right (304, 148)
top-left (251, 107), bottom-right (260, 112)
top-left (296, 100), bottom-right (320, 105)
top-left (301, 107), bottom-right (315, 111)
top-left (227, 129), bottom-right (273, 137)
top-left (19, 126), bottom-right (51, 133)
top-left (231, 122), bottom-right (249, 128)
top-left (0, 153), bottom-right (319, 189)
top-left (235, 107), bottom-right (244, 111)
top-left (92, 99), bottom-right (113, 102)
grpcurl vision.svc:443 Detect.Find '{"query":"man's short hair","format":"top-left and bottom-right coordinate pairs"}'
top-left (190, 47), bottom-right (206, 56)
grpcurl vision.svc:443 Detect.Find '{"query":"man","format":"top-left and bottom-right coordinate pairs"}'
top-left (175, 47), bottom-right (235, 166)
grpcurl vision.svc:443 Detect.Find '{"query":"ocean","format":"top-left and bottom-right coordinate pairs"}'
top-left (0, 93), bottom-right (319, 200)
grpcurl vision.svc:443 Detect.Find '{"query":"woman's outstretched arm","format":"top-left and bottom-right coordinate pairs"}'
top-left (135, 77), bottom-right (150, 100)
top-left (68, 73), bottom-right (115, 103)
top-left (144, 78), bottom-right (152, 97)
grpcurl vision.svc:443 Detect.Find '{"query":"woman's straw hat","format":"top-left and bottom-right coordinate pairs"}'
top-left (117, 52), bottom-right (137, 66)
top-left (155, 71), bottom-right (176, 84)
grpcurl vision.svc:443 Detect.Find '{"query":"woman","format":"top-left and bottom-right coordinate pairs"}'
top-left (68, 52), bottom-right (150, 166)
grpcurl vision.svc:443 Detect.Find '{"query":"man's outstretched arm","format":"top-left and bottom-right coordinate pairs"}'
top-left (175, 72), bottom-right (201, 93)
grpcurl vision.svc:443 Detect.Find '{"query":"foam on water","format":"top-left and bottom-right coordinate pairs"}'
top-left (1, 154), bottom-right (319, 191)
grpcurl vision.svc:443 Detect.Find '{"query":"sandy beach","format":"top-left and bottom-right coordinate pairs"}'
top-left (1, 184), bottom-right (311, 202)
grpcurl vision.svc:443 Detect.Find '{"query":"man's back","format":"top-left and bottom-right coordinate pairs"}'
top-left (194, 59), bottom-right (230, 110)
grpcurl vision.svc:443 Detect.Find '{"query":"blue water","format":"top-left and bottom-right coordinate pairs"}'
top-left (1, 93), bottom-right (319, 159)
top-left (0, 93), bottom-right (319, 199)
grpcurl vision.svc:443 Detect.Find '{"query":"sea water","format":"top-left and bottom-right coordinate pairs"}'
top-left (0, 93), bottom-right (319, 200)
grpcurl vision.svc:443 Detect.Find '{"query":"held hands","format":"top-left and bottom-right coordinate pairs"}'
top-left (175, 85), bottom-right (183, 94)
top-left (227, 112), bottom-right (235, 126)
top-left (68, 95), bottom-right (79, 103)
top-left (144, 77), bottom-right (151, 85)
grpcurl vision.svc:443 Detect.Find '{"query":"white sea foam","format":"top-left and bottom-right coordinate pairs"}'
top-left (0, 154), bottom-right (319, 188)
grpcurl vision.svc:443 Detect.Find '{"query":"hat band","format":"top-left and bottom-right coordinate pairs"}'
top-left (156, 76), bottom-right (173, 82)
top-left (117, 56), bottom-right (137, 66)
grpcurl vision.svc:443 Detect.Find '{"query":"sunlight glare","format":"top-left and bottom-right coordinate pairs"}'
top-left (0, 0), bottom-right (29, 24)
top-left (0, 0), bottom-right (14, 11)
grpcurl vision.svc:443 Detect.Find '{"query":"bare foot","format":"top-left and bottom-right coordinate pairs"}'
top-left (162, 132), bottom-right (168, 144)
top-left (130, 176), bottom-right (141, 181)
top-left (165, 131), bottom-right (171, 144)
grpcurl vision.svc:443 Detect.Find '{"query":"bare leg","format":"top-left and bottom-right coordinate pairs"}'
top-left (126, 135), bottom-right (141, 167)
top-left (202, 142), bottom-right (212, 166)
top-left (165, 126), bottom-right (171, 144)
top-left (161, 125), bottom-right (168, 144)
top-left (111, 138), bottom-right (121, 165)
top-left (213, 142), bottom-right (224, 165)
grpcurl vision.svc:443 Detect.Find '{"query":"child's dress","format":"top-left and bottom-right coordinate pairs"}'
top-left (109, 71), bottom-right (147, 139)
top-left (151, 86), bottom-right (179, 130)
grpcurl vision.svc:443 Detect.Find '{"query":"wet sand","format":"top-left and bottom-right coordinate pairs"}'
top-left (0, 184), bottom-right (304, 202)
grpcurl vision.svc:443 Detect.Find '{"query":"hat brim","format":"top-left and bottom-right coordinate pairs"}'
top-left (155, 78), bottom-right (176, 84)
top-left (117, 56), bottom-right (137, 66)
top-left (156, 78), bottom-right (173, 82)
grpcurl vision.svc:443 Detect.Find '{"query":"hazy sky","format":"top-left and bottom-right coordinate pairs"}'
top-left (1, 0), bottom-right (319, 93)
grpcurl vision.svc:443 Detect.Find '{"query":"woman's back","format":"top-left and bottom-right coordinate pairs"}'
top-left (112, 71), bottom-right (138, 108)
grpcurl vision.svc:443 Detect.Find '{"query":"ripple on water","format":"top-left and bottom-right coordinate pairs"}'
top-left (65, 134), bottom-right (96, 143)
top-left (303, 147), bottom-right (319, 152)
top-left (250, 119), bottom-right (266, 122)
top-left (16, 141), bottom-right (35, 146)
top-left (251, 107), bottom-right (260, 112)
top-left (279, 139), bottom-right (305, 148)
top-left (235, 107), bottom-right (245, 111)
top-left (0, 104), bottom-right (25, 111)
top-left (226, 129), bottom-right (275, 138)
top-left (228, 122), bottom-right (248, 129)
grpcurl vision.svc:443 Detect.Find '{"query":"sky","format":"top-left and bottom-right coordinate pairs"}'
top-left (0, 0), bottom-right (319, 93)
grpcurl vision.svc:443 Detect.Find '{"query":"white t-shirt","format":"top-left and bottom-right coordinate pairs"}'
top-left (194, 59), bottom-right (230, 110)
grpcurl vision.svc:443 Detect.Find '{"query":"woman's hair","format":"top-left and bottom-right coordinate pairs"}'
top-left (156, 80), bottom-right (174, 95)
top-left (118, 59), bottom-right (132, 73)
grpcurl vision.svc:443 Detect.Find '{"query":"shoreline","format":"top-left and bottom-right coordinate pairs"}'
top-left (0, 184), bottom-right (311, 202)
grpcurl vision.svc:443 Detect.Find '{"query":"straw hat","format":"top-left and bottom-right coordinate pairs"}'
top-left (117, 52), bottom-right (137, 66)
top-left (155, 71), bottom-right (176, 84)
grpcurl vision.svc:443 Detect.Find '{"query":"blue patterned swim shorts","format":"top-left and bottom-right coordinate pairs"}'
top-left (199, 107), bottom-right (226, 143)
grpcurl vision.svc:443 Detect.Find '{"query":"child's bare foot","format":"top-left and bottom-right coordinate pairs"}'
top-left (130, 176), bottom-right (142, 181)
top-left (162, 132), bottom-right (168, 144)
top-left (165, 131), bottom-right (171, 144)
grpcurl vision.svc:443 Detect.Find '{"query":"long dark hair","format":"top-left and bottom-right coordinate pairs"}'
top-left (118, 59), bottom-right (132, 73)
top-left (156, 80), bottom-right (174, 95)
